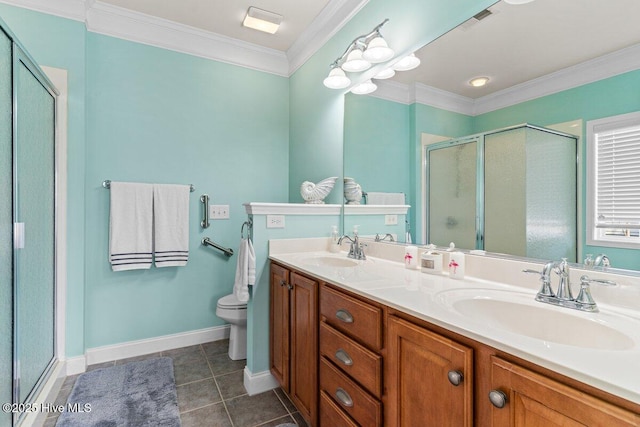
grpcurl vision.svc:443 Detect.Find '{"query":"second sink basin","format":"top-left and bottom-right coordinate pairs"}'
top-left (436, 288), bottom-right (638, 351)
top-left (302, 256), bottom-right (359, 268)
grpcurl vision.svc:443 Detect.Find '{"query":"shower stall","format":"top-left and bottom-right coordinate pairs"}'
top-left (1, 18), bottom-right (59, 427)
top-left (426, 124), bottom-right (578, 261)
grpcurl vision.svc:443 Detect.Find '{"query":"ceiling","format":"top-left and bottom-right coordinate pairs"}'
top-left (100, 0), bottom-right (335, 52)
top-left (393, 0), bottom-right (640, 99)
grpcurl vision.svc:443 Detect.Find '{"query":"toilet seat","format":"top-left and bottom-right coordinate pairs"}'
top-left (217, 294), bottom-right (247, 309)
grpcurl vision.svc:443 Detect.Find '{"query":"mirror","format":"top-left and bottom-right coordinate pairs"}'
top-left (343, 0), bottom-right (640, 270)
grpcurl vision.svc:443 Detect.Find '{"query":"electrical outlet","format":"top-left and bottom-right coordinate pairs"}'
top-left (385, 214), bottom-right (398, 225)
top-left (209, 205), bottom-right (230, 219)
top-left (267, 215), bottom-right (285, 229)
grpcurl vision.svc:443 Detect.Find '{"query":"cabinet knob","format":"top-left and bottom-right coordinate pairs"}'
top-left (280, 279), bottom-right (293, 290)
top-left (447, 370), bottom-right (464, 386)
top-left (335, 349), bottom-right (354, 366)
top-left (335, 387), bottom-right (354, 407)
top-left (489, 390), bottom-right (508, 408)
top-left (336, 309), bottom-right (354, 323)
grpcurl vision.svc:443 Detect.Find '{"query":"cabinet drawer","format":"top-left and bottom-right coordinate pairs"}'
top-left (320, 357), bottom-right (382, 427)
top-left (320, 284), bottom-right (382, 350)
top-left (320, 322), bottom-right (382, 398)
top-left (320, 390), bottom-right (359, 427)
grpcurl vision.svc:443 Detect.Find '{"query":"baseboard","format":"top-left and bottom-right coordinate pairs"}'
top-left (243, 366), bottom-right (279, 396)
top-left (83, 325), bottom-right (230, 367)
top-left (65, 355), bottom-right (87, 376)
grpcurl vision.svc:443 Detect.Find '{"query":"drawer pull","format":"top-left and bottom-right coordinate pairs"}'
top-left (335, 387), bottom-right (354, 407)
top-left (335, 349), bottom-right (353, 366)
top-left (447, 370), bottom-right (464, 386)
top-left (489, 390), bottom-right (508, 408)
top-left (336, 309), bottom-right (354, 323)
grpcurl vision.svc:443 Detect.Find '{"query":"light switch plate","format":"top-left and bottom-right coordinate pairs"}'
top-left (267, 215), bottom-right (285, 228)
top-left (210, 205), bottom-right (230, 219)
top-left (385, 214), bottom-right (398, 225)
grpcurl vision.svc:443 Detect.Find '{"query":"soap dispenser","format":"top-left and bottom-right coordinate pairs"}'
top-left (329, 225), bottom-right (340, 253)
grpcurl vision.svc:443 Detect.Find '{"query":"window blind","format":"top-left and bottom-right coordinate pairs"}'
top-left (595, 124), bottom-right (640, 228)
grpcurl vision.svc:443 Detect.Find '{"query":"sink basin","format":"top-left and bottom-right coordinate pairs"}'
top-left (436, 289), bottom-right (637, 351)
top-left (302, 256), bottom-right (359, 268)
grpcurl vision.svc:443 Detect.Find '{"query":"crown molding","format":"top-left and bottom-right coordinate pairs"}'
top-left (371, 43), bottom-right (640, 117)
top-left (0, 0), bottom-right (85, 21)
top-left (472, 43), bottom-right (640, 116)
top-left (86, 1), bottom-right (289, 76)
top-left (287, 0), bottom-right (369, 75)
top-left (0, 0), bottom-right (370, 77)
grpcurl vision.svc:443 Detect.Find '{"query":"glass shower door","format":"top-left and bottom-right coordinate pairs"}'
top-left (13, 47), bottom-right (56, 408)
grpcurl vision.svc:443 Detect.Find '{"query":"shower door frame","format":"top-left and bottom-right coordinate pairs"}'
top-left (11, 40), bottom-right (60, 426)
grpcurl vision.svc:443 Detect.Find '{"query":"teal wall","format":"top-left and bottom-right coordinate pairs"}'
top-left (84, 33), bottom-right (289, 348)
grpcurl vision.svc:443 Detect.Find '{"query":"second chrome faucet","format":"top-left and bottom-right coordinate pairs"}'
top-left (523, 258), bottom-right (616, 312)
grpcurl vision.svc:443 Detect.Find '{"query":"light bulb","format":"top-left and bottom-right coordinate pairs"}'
top-left (323, 67), bottom-right (351, 89)
top-left (373, 67), bottom-right (395, 80)
top-left (393, 53), bottom-right (421, 71)
top-left (351, 79), bottom-right (377, 95)
top-left (341, 48), bottom-right (371, 73)
top-left (362, 36), bottom-right (394, 63)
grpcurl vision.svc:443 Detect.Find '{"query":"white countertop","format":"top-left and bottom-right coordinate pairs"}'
top-left (268, 239), bottom-right (640, 406)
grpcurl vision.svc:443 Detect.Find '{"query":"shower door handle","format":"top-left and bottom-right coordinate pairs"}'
top-left (14, 222), bottom-right (25, 249)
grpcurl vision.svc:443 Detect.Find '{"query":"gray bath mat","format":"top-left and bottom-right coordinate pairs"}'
top-left (56, 357), bottom-right (180, 427)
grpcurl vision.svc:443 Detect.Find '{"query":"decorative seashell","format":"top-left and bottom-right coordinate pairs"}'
top-left (300, 176), bottom-right (338, 204)
top-left (344, 179), bottom-right (362, 205)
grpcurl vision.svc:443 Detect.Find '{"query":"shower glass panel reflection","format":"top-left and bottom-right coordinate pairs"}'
top-left (428, 138), bottom-right (478, 250)
top-left (426, 124), bottom-right (577, 261)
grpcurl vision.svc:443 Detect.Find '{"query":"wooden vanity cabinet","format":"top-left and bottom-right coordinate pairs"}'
top-left (489, 356), bottom-right (640, 426)
top-left (270, 262), bottom-right (640, 427)
top-left (270, 263), bottom-right (318, 426)
top-left (318, 283), bottom-right (384, 427)
top-left (386, 315), bottom-right (474, 427)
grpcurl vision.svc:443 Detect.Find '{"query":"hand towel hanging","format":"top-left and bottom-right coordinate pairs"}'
top-left (109, 182), bottom-right (154, 271)
top-left (153, 184), bottom-right (190, 267)
top-left (233, 238), bottom-right (256, 303)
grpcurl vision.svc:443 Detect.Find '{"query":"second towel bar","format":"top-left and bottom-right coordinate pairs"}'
top-left (202, 237), bottom-right (234, 257)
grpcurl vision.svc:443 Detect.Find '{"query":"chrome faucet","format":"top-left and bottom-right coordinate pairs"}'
top-left (374, 233), bottom-right (394, 242)
top-left (338, 234), bottom-right (366, 260)
top-left (593, 253), bottom-right (611, 268)
top-left (523, 259), bottom-right (617, 312)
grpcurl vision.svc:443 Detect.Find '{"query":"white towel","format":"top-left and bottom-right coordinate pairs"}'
top-left (109, 182), bottom-right (154, 271)
top-left (366, 192), bottom-right (405, 205)
top-left (234, 238), bottom-right (256, 303)
top-left (153, 184), bottom-right (190, 267)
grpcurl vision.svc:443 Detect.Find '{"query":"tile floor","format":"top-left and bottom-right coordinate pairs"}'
top-left (43, 339), bottom-right (308, 427)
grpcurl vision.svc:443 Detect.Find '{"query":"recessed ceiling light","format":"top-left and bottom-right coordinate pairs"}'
top-left (242, 7), bottom-right (283, 34)
top-left (469, 76), bottom-right (490, 87)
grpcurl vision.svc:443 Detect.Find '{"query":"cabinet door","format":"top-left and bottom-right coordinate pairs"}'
top-left (386, 315), bottom-right (473, 427)
top-left (270, 264), bottom-right (290, 390)
top-left (290, 272), bottom-right (319, 425)
top-left (489, 357), bottom-right (640, 426)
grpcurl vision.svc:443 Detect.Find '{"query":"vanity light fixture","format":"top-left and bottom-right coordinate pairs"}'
top-left (469, 76), bottom-right (490, 87)
top-left (392, 53), bottom-right (421, 71)
top-left (351, 79), bottom-right (377, 95)
top-left (242, 6), bottom-right (283, 34)
top-left (323, 19), bottom-right (396, 92)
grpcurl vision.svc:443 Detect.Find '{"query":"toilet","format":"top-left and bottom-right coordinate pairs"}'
top-left (216, 294), bottom-right (248, 360)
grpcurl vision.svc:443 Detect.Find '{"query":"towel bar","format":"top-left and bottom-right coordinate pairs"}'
top-left (202, 237), bottom-right (234, 257)
top-left (102, 180), bottom-right (195, 192)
